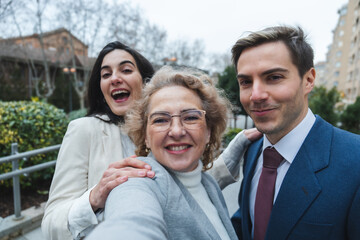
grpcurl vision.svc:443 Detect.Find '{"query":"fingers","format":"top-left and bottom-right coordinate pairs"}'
top-left (147, 171), bottom-right (155, 178)
top-left (120, 169), bottom-right (155, 178)
top-left (90, 175), bottom-right (128, 211)
top-left (90, 157), bottom-right (156, 211)
top-left (244, 128), bottom-right (263, 142)
top-left (90, 155), bottom-right (157, 211)
top-left (109, 156), bottom-right (152, 170)
top-left (106, 156), bottom-right (155, 179)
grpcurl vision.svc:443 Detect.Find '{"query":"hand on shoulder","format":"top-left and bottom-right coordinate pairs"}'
top-left (89, 156), bottom-right (155, 211)
top-left (243, 128), bottom-right (262, 142)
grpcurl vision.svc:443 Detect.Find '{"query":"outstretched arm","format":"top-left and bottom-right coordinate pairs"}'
top-left (87, 178), bottom-right (168, 240)
top-left (209, 128), bottom-right (262, 189)
top-left (68, 156), bottom-right (155, 239)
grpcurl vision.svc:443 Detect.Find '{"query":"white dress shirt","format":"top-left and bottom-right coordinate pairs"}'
top-left (249, 108), bottom-right (316, 236)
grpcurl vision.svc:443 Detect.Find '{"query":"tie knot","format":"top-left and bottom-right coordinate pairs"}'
top-left (263, 147), bottom-right (283, 169)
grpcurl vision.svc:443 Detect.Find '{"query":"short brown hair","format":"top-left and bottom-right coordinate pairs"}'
top-left (125, 66), bottom-right (230, 170)
top-left (232, 25), bottom-right (314, 78)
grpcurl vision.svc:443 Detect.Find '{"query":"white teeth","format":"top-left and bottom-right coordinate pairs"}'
top-left (112, 90), bottom-right (129, 96)
top-left (168, 145), bottom-right (188, 151)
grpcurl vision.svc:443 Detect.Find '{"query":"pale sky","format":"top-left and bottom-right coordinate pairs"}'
top-left (128, 0), bottom-right (348, 63)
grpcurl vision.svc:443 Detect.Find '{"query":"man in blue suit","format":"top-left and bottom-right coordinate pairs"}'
top-left (231, 25), bottom-right (360, 240)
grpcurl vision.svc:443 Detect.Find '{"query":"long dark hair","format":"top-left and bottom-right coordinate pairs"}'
top-left (87, 41), bottom-right (154, 124)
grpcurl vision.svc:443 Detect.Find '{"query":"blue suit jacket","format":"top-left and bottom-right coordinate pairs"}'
top-left (232, 116), bottom-right (360, 240)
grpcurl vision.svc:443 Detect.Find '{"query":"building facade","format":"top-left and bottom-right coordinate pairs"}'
top-left (324, 0), bottom-right (360, 104)
top-left (0, 28), bottom-right (94, 112)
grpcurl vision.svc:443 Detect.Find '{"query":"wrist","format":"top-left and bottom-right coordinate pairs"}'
top-left (89, 189), bottom-right (100, 212)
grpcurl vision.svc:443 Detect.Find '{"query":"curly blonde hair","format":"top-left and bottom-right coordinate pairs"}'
top-left (125, 66), bottom-right (230, 171)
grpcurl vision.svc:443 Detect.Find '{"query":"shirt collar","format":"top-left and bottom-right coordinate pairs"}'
top-left (263, 108), bottom-right (316, 164)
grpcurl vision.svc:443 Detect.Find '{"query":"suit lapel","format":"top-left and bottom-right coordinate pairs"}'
top-left (241, 138), bottom-right (263, 239)
top-left (266, 117), bottom-right (332, 239)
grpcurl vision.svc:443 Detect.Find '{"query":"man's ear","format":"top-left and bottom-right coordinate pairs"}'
top-left (304, 67), bottom-right (315, 94)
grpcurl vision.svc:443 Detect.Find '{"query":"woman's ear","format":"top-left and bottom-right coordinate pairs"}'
top-left (145, 136), bottom-right (150, 148)
top-left (206, 127), bottom-right (211, 144)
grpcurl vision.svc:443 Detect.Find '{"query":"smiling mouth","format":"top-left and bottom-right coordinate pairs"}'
top-left (252, 109), bottom-right (272, 112)
top-left (166, 145), bottom-right (191, 151)
top-left (111, 90), bottom-right (130, 101)
top-left (250, 108), bottom-right (276, 117)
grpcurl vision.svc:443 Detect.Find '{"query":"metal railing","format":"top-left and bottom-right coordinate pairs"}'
top-left (0, 143), bottom-right (60, 220)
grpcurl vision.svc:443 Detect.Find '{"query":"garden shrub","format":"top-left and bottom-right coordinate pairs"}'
top-left (0, 100), bottom-right (69, 189)
top-left (222, 128), bottom-right (242, 148)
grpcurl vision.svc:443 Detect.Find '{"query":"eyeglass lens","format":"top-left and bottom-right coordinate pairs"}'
top-left (149, 110), bottom-right (206, 131)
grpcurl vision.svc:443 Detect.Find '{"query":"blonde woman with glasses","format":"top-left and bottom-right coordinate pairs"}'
top-left (87, 66), bottom-right (254, 239)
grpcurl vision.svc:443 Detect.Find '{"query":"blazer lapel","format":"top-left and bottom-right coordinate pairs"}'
top-left (202, 173), bottom-right (238, 240)
top-left (96, 115), bottom-right (129, 163)
top-left (241, 138), bottom-right (263, 239)
top-left (169, 172), bottom-right (221, 240)
top-left (101, 121), bottom-right (112, 161)
top-left (95, 115), bottom-right (113, 161)
top-left (266, 117), bottom-right (332, 239)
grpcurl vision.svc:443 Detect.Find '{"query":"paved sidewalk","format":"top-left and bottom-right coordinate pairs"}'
top-left (14, 228), bottom-right (44, 240)
top-left (0, 202), bottom-right (45, 240)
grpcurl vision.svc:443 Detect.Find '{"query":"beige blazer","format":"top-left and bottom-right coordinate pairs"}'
top-left (42, 116), bottom-right (133, 240)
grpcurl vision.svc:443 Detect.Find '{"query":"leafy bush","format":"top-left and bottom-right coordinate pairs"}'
top-left (309, 86), bottom-right (340, 125)
top-left (68, 108), bottom-right (87, 121)
top-left (222, 128), bottom-right (242, 148)
top-left (0, 100), bottom-right (68, 188)
top-left (340, 96), bottom-right (360, 134)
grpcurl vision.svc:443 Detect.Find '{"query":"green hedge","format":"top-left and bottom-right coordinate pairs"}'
top-left (0, 100), bottom-right (69, 188)
top-left (68, 108), bottom-right (87, 121)
top-left (222, 128), bottom-right (242, 148)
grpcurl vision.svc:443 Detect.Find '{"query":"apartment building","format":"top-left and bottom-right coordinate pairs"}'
top-left (314, 61), bottom-right (326, 86)
top-left (324, 0), bottom-right (360, 104)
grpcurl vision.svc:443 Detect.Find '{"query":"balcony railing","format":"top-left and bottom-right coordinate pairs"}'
top-left (0, 143), bottom-right (60, 220)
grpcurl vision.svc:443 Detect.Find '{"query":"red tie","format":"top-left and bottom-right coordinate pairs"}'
top-left (254, 147), bottom-right (283, 240)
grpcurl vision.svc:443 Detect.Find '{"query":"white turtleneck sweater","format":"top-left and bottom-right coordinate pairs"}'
top-left (172, 161), bottom-right (231, 240)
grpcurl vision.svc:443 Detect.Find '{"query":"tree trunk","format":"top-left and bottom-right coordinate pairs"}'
top-left (233, 112), bottom-right (237, 129)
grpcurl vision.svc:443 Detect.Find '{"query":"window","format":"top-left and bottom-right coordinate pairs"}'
top-left (336, 50), bottom-right (342, 57)
top-left (334, 71), bottom-right (340, 77)
top-left (350, 54), bottom-right (356, 64)
top-left (339, 7), bottom-right (347, 16)
top-left (335, 62), bottom-right (341, 68)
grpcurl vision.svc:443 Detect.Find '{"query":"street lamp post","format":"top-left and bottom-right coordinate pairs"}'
top-left (162, 57), bottom-right (177, 65)
top-left (63, 67), bottom-right (76, 112)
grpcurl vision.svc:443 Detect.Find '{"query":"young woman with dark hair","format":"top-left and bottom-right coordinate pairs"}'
top-left (42, 41), bottom-right (155, 240)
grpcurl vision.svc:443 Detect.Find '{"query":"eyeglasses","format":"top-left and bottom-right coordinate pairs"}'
top-left (148, 109), bottom-right (206, 132)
